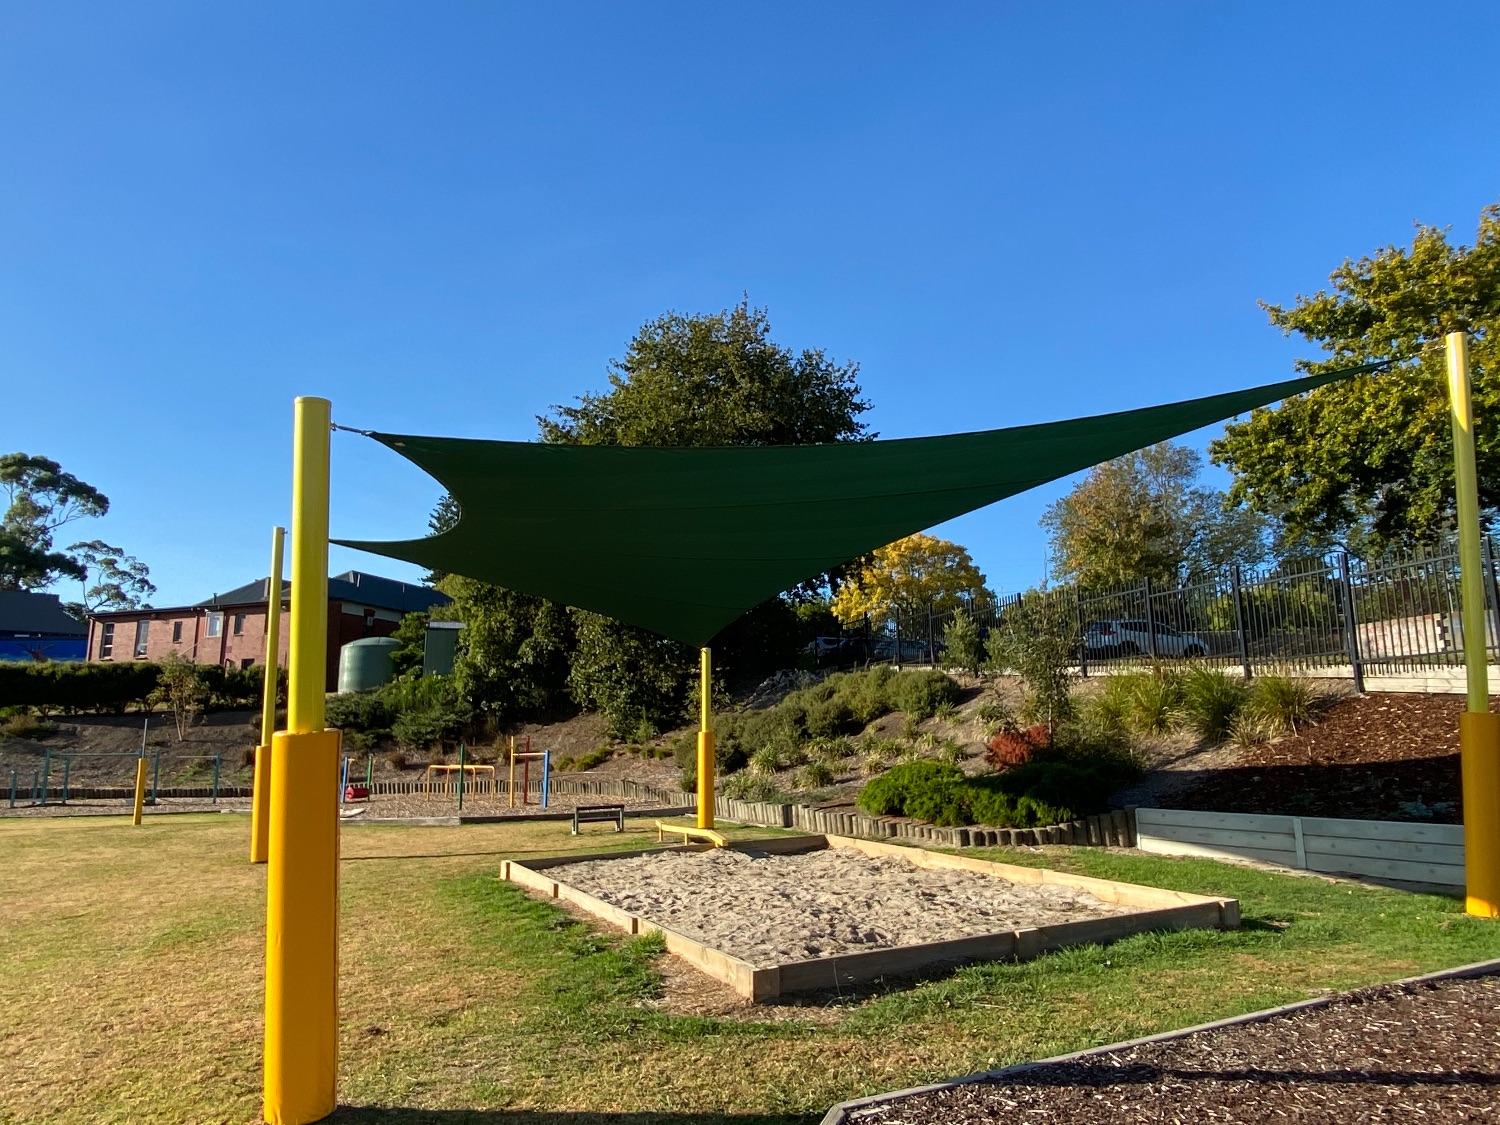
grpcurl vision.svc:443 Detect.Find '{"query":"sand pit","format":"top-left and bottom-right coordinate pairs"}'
top-left (557, 846), bottom-right (1132, 966)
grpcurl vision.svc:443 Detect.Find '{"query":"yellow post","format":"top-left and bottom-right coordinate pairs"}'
top-left (131, 756), bottom-right (147, 826)
top-left (263, 397), bottom-right (340, 1125)
top-left (1447, 331), bottom-right (1500, 918)
top-left (697, 646), bottom-right (714, 830)
top-left (251, 526), bottom-right (286, 865)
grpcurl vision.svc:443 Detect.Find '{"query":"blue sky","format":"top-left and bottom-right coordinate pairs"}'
top-left (3, 2), bottom-right (1498, 609)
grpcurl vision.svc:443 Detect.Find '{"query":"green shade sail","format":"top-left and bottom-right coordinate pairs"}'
top-left (336, 364), bottom-right (1380, 646)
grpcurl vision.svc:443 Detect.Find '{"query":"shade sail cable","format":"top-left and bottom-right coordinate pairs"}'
top-left (334, 361), bottom-right (1387, 646)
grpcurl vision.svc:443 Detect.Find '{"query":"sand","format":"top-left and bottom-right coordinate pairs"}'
top-left (557, 846), bottom-right (1132, 966)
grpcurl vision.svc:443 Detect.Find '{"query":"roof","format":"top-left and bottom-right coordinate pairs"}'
top-left (336, 364), bottom-right (1382, 646)
top-left (0, 591), bottom-right (87, 637)
top-left (194, 570), bottom-right (449, 613)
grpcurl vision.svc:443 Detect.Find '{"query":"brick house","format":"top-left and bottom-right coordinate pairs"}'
top-left (85, 571), bottom-right (449, 690)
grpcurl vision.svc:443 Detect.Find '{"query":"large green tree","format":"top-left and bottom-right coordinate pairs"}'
top-left (0, 454), bottom-right (108, 590)
top-left (444, 301), bottom-right (871, 735)
top-left (1042, 442), bottom-right (1269, 588)
top-left (1211, 204), bottom-right (1500, 552)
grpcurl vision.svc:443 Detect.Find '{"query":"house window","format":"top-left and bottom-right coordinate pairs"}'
top-left (232, 613), bottom-right (245, 636)
top-left (99, 622), bottom-right (114, 659)
top-left (172, 621), bottom-right (183, 644)
top-left (134, 620), bottom-right (150, 658)
top-left (206, 612), bottom-right (223, 638)
top-left (240, 657), bottom-right (256, 670)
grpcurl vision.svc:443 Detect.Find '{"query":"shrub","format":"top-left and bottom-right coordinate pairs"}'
top-left (0, 713), bottom-right (56, 740)
top-left (1179, 668), bottom-right (1248, 742)
top-left (798, 760), bottom-right (835, 788)
top-left (721, 772), bottom-right (780, 801)
top-left (1248, 675), bottom-right (1315, 735)
top-left (942, 611), bottom-right (985, 676)
top-left (384, 748), bottom-right (408, 770)
top-left (937, 738), bottom-right (966, 766)
top-left (858, 749), bottom-right (1137, 828)
top-left (326, 691), bottom-right (396, 735)
top-left (892, 669), bottom-right (962, 720)
top-left (985, 722), bottom-right (1049, 769)
top-left (749, 745), bottom-right (783, 776)
top-left (1125, 671), bottom-right (1183, 735)
top-left (0, 661), bottom-right (161, 715)
top-left (152, 654), bottom-right (207, 742)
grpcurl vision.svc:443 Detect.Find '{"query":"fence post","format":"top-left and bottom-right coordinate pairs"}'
top-left (1075, 586), bottom-right (1088, 678)
top-left (1230, 564), bottom-right (1252, 681)
top-left (1483, 536), bottom-right (1500, 664)
top-left (457, 743), bottom-right (466, 813)
top-left (39, 746), bottom-right (51, 807)
top-left (1143, 578), bottom-right (1158, 661)
top-left (894, 615), bottom-right (902, 671)
top-left (926, 601), bottom-right (935, 665)
top-left (9, 768), bottom-right (16, 808)
top-left (61, 753), bottom-right (71, 804)
top-left (1338, 552), bottom-right (1365, 694)
top-left (212, 755), bottom-right (221, 803)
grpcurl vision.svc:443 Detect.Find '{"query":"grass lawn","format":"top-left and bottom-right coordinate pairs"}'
top-left (2, 815), bottom-right (1498, 1125)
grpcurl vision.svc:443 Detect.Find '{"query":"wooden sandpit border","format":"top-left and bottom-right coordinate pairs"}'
top-left (502, 834), bottom-right (1240, 1001)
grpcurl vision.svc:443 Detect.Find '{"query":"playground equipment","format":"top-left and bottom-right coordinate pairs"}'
top-left (654, 820), bottom-right (727, 848)
top-left (250, 526), bottom-right (285, 864)
top-left (507, 735), bottom-right (550, 809)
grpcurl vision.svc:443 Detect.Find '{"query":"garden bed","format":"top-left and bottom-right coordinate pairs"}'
top-left (830, 966), bottom-right (1500, 1124)
top-left (504, 835), bottom-right (1239, 1000)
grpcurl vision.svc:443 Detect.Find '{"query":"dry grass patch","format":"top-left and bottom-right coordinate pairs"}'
top-left (2, 816), bottom-right (1499, 1124)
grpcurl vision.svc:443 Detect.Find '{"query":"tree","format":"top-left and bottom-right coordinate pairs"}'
top-left (1211, 204), bottom-right (1500, 552)
top-left (153, 653), bottom-right (207, 742)
top-left (941, 610), bottom-right (984, 677)
top-left (987, 591), bottom-right (1078, 731)
top-left (1042, 442), bottom-right (1269, 588)
top-left (438, 575), bottom-right (575, 724)
top-left (831, 533), bottom-right (989, 627)
top-left (64, 540), bottom-right (155, 616)
top-left (539, 299), bottom-right (871, 447)
top-left (0, 454), bottom-right (108, 590)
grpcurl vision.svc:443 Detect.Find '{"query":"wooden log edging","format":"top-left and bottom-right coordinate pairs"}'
top-left (715, 801), bottom-right (1137, 850)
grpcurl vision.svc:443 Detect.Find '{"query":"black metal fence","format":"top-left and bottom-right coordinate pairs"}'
top-left (831, 539), bottom-right (1500, 685)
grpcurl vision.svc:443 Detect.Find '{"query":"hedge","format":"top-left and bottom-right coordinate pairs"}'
top-left (856, 756), bottom-right (1130, 829)
top-left (0, 661), bottom-right (269, 714)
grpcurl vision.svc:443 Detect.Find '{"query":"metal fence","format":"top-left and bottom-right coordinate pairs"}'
top-left (834, 538), bottom-right (1500, 687)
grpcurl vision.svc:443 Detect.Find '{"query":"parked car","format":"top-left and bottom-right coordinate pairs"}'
top-left (1084, 619), bottom-right (1208, 658)
top-left (872, 638), bottom-right (933, 663)
top-left (804, 637), bottom-right (843, 659)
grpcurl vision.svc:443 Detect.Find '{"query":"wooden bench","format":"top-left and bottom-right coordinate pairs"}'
top-left (654, 820), bottom-right (728, 848)
top-left (572, 803), bottom-right (626, 835)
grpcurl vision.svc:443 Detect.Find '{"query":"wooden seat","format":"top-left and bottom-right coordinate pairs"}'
top-left (572, 803), bottom-right (626, 835)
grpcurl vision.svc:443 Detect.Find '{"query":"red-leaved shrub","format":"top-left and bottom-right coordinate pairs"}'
top-left (985, 723), bottom-right (1050, 770)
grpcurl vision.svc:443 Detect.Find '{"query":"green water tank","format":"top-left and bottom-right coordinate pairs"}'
top-left (338, 637), bottom-right (402, 694)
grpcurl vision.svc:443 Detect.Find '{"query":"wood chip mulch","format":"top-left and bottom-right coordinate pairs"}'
top-left (848, 972), bottom-right (1500, 1124)
top-left (1171, 692), bottom-right (1482, 823)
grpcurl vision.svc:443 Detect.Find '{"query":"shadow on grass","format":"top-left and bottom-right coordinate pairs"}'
top-left (329, 1111), bottom-right (814, 1124)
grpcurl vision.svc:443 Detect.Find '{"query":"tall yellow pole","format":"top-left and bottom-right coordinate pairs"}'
top-left (263, 397), bottom-right (341, 1124)
top-left (251, 526), bottom-right (286, 865)
top-left (1447, 331), bottom-right (1500, 918)
top-left (697, 646), bottom-right (714, 830)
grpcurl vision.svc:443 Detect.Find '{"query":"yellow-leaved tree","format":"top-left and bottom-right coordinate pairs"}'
top-left (831, 533), bottom-right (989, 627)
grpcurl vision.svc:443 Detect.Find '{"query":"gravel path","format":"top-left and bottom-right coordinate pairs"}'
top-left (848, 973), bottom-right (1500, 1124)
top-left (557, 847), bottom-right (1130, 966)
